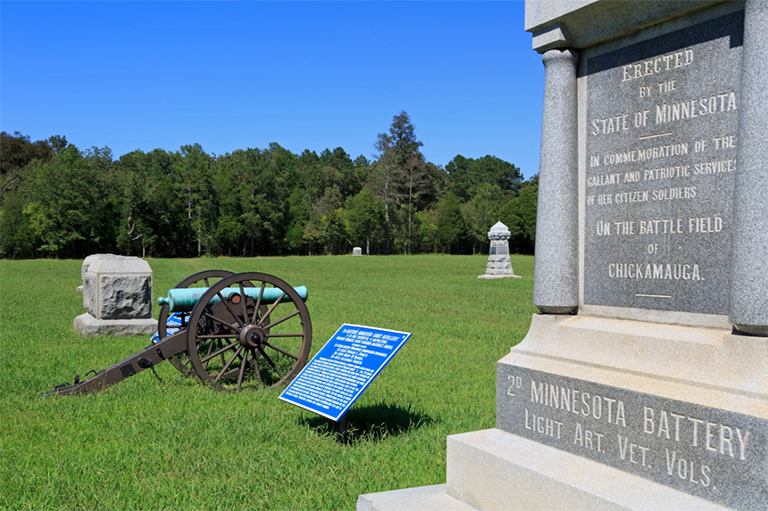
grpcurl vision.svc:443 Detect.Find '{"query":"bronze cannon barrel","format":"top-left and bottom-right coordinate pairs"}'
top-left (157, 285), bottom-right (308, 313)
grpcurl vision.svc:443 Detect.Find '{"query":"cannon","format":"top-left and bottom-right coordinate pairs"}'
top-left (47, 271), bottom-right (312, 396)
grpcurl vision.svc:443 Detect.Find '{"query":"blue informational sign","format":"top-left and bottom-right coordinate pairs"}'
top-left (149, 312), bottom-right (183, 344)
top-left (279, 324), bottom-right (412, 422)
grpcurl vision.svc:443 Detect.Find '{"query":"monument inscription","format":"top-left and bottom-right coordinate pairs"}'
top-left (584, 12), bottom-right (743, 314)
top-left (497, 364), bottom-right (768, 509)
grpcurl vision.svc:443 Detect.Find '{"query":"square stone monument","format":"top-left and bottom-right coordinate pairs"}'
top-left (74, 254), bottom-right (157, 336)
top-left (358, 1), bottom-right (768, 510)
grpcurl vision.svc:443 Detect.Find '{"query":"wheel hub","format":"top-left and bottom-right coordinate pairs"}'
top-left (240, 324), bottom-right (267, 349)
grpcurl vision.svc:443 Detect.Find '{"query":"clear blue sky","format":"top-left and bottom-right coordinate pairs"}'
top-left (1, 1), bottom-right (544, 178)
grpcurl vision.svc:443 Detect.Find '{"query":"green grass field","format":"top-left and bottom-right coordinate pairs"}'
top-left (0, 255), bottom-right (535, 510)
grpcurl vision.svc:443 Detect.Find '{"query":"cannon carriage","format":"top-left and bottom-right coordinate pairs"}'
top-left (48, 271), bottom-right (312, 396)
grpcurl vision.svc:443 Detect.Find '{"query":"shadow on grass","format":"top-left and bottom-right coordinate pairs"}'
top-left (300, 402), bottom-right (435, 443)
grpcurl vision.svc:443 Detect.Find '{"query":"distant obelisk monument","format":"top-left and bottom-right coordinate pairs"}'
top-left (478, 221), bottom-right (521, 279)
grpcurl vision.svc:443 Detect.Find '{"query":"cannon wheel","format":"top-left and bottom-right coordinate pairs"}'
top-left (186, 272), bottom-right (312, 392)
top-left (157, 270), bottom-right (235, 376)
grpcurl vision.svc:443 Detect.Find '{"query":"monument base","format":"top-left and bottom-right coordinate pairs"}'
top-left (357, 429), bottom-right (725, 511)
top-left (358, 314), bottom-right (768, 510)
top-left (501, 313), bottom-right (768, 418)
top-left (446, 429), bottom-right (726, 511)
top-left (477, 274), bottom-right (521, 280)
top-left (73, 313), bottom-right (157, 337)
top-left (358, 484), bottom-right (475, 511)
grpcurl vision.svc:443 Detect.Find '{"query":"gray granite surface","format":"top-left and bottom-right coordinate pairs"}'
top-left (583, 11), bottom-right (742, 315)
top-left (497, 363), bottom-right (768, 510)
top-left (81, 253), bottom-right (116, 283)
top-left (533, 48), bottom-right (579, 314)
top-left (73, 313), bottom-right (157, 337)
top-left (97, 275), bottom-right (152, 319)
top-left (526, 1), bottom-right (723, 53)
top-left (729, 0), bottom-right (768, 335)
top-left (83, 256), bottom-right (152, 319)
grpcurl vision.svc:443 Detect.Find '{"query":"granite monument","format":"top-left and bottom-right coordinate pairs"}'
top-left (478, 221), bottom-right (522, 279)
top-left (359, 1), bottom-right (768, 510)
top-left (74, 254), bottom-right (156, 336)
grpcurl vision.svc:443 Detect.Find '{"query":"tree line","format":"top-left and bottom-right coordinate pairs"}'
top-left (0, 112), bottom-right (537, 259)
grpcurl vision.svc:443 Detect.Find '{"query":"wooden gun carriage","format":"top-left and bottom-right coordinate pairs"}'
top-left (47, 271), bottom-right (312, 396)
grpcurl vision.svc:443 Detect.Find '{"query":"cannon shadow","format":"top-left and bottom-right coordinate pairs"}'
top-left (299, 402), bottom-right (435, 443)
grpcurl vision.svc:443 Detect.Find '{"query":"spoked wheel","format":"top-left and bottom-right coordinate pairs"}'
top-left (185, 272), bottom-right (312, 392)
top-left (157, 270), bottom-right (235, 376)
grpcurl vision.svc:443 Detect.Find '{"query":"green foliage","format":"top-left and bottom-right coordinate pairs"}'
top-left (372, 111), bottom-right (435, 254)
top-left (48, 134), bottom-right (71, 154)
top-left (0, 123), bottom-right (536, 259)
top-left (499, 176), bottom-right (538, 254)
top-left (436, 191), bottom-right (464, 253)
top-left (174, 143), bottom-right (215, 257)
top-left (462, 184), bottom-right (505, 254)
top-left (18, 146), bottom-right (115, 258)
top-left (284, 188), bottom-right (311, 254)
top-left (321, 208), bottom-right (348, 255)
top-left (285, 223), bottom-right (306, 254)
top-left (215, 215), bottom-right (245, 256)
top-left (0, 131), bottom-right (54, 202)
top-left (0, 188), bottom-right (40, 258)
top-left (445, 154), bottom-right (523, 202)
top-left (0, 256), bottom-right (536, 511)
top-left (414, 209), bottom-right (438, 253)
top-left (114, 149), bottom-right (172, 258)
top-left (346, 188), bottom-right (384, 254)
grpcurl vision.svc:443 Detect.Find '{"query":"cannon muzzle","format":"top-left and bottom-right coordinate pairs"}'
top-left (157, 285), bottom-right (308, 312)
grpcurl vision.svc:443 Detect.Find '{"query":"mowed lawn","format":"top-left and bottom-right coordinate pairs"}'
top-left (0, 255), bottom-right (535, 511)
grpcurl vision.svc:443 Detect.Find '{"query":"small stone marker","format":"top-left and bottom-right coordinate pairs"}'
top-left (280, 324), bottom-right (411, 422)
top-left (352, 247), bottom-right (363, 256)
top-left (77, 253), bottom-right (113, 292)
top-left (478, 221), bottom-right (521, 279)
top-left (74, 254), bottom-right (156, 336)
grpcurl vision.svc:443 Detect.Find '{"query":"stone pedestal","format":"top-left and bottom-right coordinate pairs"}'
top-left (361, 314), bottom-right (768, 511)
top-left (74, 254), bottom-right (156, 336)
top-left (478, 222), bottom-right (521, 280)
top-left (488, 314), bottom-right (768, 510)
top-left (443, 429), bottom-right (725, 511)
top-left (358, 2), bottom-right (768, 510)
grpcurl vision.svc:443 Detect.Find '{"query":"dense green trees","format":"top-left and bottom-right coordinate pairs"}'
top-left (0, 116), bottom-right (538, 259)
top-left (0, 131), bottom-right (55, 201)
